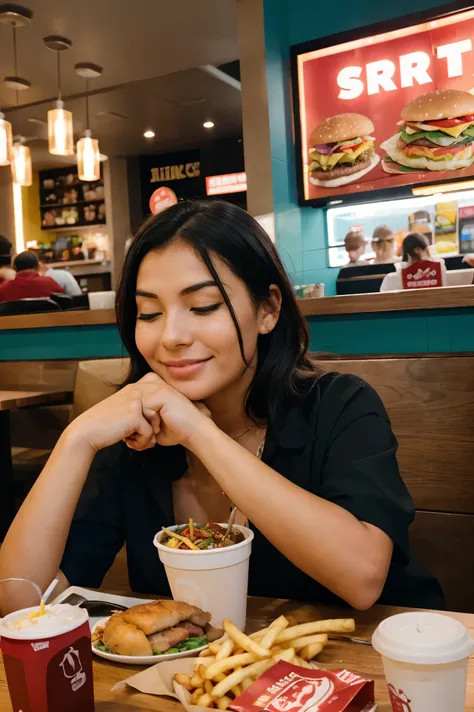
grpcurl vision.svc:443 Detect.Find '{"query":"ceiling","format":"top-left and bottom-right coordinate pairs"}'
top-left (0, 0), bottom-right (241, 168)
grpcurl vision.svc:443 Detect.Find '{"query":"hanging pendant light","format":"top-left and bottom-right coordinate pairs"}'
top-left (0, 111), bottom-right (13, 165)
top-left (0, 4), bottom-right (33, 166)
top-left (75, 63), bottom-right (102, 181)
top-left (11, 138), bottom-right (32, 186)
top-left (44, 36), bottom-right (74, 156)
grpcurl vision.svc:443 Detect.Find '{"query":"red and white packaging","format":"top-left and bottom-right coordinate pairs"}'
top-left (229, 662), bottom-right (376, 712)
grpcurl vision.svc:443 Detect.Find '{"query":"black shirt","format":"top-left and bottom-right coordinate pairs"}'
top-left (61, 373), bottom-right (444, 609)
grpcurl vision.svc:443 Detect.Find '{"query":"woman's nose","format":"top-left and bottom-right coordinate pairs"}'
top-left (160, 313), bottom-right (193, 349)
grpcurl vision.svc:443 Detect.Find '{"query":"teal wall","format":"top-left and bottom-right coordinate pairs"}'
top-left (0, 324), bottom-right (124, 361)
top-left (263, 0), bottom-right (451, 295)
top-left (2, 308), bottom-right (474, 361)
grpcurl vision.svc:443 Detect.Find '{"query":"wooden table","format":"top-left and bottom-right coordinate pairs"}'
top-left (0, 388), bottom-right (71, 539)
top-left (1, 597), bottom-right (473, 711)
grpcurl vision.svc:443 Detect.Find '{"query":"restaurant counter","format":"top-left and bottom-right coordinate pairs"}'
top-left (1, 285), bottom-right (474, 360)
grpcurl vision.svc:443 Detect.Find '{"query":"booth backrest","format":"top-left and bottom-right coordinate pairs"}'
top-left (323, 355), bottom-right (474, 612)
top-left (70, 357), bottom-right (131, 420)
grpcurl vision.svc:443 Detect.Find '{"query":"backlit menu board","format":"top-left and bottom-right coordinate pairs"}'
top-left (291, 5), bottom-right (474, 206)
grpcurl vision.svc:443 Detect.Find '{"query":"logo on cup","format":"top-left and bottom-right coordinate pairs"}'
top-left (31, 641), bottom-right (49, 651)
top-left (388, 684), bottom-right (412, 712)
top-left (59, 646), bottom-right (87, 692)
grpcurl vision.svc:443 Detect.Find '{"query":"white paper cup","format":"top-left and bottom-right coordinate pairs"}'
top-left (154, 524), bottom-right (254, 630)
top-left (372, 612), bottom-right (474, 712)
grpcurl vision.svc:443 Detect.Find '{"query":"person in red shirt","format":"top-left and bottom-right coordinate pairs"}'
top-left (0, 251), bottom-right (64, 302)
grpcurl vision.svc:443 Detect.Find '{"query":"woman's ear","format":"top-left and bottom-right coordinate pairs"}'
top-left (258, 285), bottom-right (282, 335)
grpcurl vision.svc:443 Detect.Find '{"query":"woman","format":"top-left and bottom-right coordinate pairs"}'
top-left (343, 231), bottom-right (369, 266)
top-left (371, 225), bottom-right (397, 265)
top-left (380, 232), bottom-right (447, 292)
top-left (0, 202), bottom-right (443, 614)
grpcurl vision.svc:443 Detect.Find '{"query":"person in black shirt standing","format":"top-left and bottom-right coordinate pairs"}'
top-left (0, 201), bottom-right (444, 615)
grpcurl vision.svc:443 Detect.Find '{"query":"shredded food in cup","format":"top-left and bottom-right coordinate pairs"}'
top-left (162, 520), bottom-right (245, 551)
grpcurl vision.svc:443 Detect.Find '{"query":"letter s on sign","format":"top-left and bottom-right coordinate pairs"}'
top-left (337, 66), bottom-right (364, 100)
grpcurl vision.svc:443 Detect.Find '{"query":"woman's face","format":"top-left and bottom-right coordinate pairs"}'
top-left (135, 239), bottom-right (279, 402)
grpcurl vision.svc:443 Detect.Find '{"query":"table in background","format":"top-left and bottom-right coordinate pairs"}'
top-left (0, 388), bottom-right (71, 539)
top-left (1, 596), bottom-right (473, 711)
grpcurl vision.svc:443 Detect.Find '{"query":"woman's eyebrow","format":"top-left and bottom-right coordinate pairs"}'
top-left (135, 281), bottom-right (218, 299)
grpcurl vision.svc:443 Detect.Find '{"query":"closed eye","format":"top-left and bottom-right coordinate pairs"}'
top-left (137, 312), bottom-right (162, 321)
top-left (191, 303), bottom-right (223, 316)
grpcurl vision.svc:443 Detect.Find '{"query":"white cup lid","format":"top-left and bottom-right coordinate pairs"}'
top-left (372, 612), bottom-right (474, 665)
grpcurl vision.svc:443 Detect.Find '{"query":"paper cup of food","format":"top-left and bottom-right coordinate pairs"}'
top-left (154, 522), bottom-right (254, 630)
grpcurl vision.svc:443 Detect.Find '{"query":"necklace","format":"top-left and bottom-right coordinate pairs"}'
top-left (233, 423), bottom-right (257, 441)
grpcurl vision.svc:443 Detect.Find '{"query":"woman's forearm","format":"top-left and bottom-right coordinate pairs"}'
top-left (0, 427), bottom-right (95, 614)
top-left (188, 421), bottom-right (392, 610)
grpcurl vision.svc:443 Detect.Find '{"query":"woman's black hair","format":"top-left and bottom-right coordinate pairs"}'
top-left (116, 200), bottom-right (320, 430)
top-left (402, 232), bottom-right (429, 262)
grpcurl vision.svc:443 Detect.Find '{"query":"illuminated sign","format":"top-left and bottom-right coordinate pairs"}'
top-left (291, 6), bottom-right (474, 206)
top-left (206, 172), bottom-right (247, 196)
top-left (150, 162), bottom-right (200, 183)
top-left (149, 186), bottom-right (178, 215)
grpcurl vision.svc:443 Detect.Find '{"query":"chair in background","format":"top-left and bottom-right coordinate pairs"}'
top-left (336, 263), bottom-right (396, 295)
top-left (50, 293), bottom-right (90, 311)
top-left (0, 298), bottom-right (61, 316)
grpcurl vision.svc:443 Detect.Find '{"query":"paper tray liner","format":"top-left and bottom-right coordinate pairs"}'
top-left (112, 658), bottom-right (377, 712)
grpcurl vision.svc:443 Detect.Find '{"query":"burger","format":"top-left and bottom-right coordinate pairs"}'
top-left (381, 89), bottom-right (474, 174)
top-left (308, 113), bottom-right (379, 187)
top-left (93, 600), bottom-right (223, 656)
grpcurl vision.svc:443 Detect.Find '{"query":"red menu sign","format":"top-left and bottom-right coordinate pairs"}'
top-left (293, 8), bottom-right (474, 204)
top-left (401, 260), bottom-right (443, 289)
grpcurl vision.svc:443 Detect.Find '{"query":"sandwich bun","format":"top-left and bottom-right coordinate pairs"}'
top-left (310, 113), bottom-right (374, 146)
top-left (380, 133), bottom-right (474, 172)
top-left (309, 152), bottom-right (380, 187)
top-left (402, 89), bottom-right (474, 122)
top-left (102, 612), bottom-right (153, 656)
top-left (102, 600), bottom-right (212, 657)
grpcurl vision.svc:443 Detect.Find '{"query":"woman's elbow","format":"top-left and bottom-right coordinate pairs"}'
top-left (343, 567), bottom-right (387, 610)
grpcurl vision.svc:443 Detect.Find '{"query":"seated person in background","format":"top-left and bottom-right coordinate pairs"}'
top-left (371, 225), bottom-right (397, 264)
top-left (0, 235), bottom-right (15, 284)
top-left (344, 231), bottom-right (369, 266)
top-left (70, 241), bottom-right (86, 261)
top-left (0, 251), bottom-right (64, 302)
top-left (38, 255), bottom-right (82, 296)
top-left (380, 233), bottom-right (447, 292)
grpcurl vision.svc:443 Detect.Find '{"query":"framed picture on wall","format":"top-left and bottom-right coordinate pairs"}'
top-left (291, 2), bottom-right (474, 207)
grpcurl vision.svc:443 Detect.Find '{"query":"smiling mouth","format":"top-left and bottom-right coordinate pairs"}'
top-left (161, 358), bottom-right (212, 378)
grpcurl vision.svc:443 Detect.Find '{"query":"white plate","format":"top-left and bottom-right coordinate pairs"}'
top-left (91, 616), bottom-right (212, 666)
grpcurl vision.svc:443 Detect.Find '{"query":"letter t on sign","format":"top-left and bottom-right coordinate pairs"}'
top-left (437, 39), bottom-right (472, 78)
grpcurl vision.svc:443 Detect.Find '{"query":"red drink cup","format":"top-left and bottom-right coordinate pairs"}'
top-left (0, 603), bottom-right (95, 712)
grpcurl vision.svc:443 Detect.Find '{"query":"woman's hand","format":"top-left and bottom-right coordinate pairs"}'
top-left (127, 372), bottom-right (213, 449)
top-left (68, 372), bottom-right (213, 453)
top-left (462, 254), bottom-right (474, 267)
top-left (68, 376), bottom-right (159, 452)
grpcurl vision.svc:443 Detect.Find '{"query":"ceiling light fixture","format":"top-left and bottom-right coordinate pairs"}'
top-left (44, 35), bottom-right (74, 156)
top-left (0, 4), bottom-right (33, 183)
top-left (11, 136), bottom-right (32, 186)
top-left (0, 4), bottom-right (33, 167)
top-left (0, 111), bottom-right (13, 165)
top-left (203, 121), bottom-right (215, 129)
top-left (75, 62), bottom-right (102, 182)
top-left (144, 130), bottom-right (155, 138)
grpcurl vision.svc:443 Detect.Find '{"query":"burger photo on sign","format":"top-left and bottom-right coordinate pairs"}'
top-left (381, 89), bottom-right (474, 174)
top-left (308, 113), bottom-right (380, 188)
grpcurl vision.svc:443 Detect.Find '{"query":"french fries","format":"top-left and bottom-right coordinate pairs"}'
top-left (173, 614), bottom-right (356, 708)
